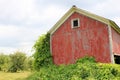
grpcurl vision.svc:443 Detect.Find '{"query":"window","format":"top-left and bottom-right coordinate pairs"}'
top-left (71, 18), bottom-right (80, 28)
top-left (114, 55), bottom-right (120, 64)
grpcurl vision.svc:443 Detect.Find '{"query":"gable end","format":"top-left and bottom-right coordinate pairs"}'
top-left (48, 6), bottom-right (120, 35)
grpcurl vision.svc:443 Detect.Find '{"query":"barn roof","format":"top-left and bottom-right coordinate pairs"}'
top-left (48, 6), bottom-right (120, 34)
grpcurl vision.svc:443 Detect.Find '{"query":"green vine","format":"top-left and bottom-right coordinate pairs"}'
top-left (33, 33), bottom-right (53, 70)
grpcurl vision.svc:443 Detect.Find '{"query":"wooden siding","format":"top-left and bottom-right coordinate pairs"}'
top-left (112, 28), bottom-right (120, 55)
top-left (51, 12), bottom-right (111, 65)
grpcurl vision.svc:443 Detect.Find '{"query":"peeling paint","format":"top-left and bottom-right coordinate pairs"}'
top-left (112, 28), bottom-right (120, 55)
top-left (51, 12), bottom-right (112, 65)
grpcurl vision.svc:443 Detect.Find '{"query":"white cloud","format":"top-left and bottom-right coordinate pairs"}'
top-left (0, 23), bottom-right (46, 56)
top-left (0, 0), bottom-right (36, 21)
top-left (0, 0), bottom-right (67, 29)
top-left (82, 0), bottom-right (120, 27)
top-left (91, 0), bottom-right (120, 19)
top-left (0, 25), bottom-right (19, 37)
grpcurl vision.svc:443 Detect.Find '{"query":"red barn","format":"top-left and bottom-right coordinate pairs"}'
top-left (48, 6), bottom-right (120, 65)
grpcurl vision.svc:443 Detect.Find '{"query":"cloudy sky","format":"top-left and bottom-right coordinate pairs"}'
top-left (0, 0), bottom-right (120, 56)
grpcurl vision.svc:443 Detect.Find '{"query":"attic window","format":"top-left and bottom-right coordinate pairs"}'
top-left (71, 18), bottom-right (80, 28)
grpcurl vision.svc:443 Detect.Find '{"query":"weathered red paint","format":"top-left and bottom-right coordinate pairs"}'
top-left (51, 12), bottom-right (111, 65)
top-left (112, 28), bottom-right (120, 55)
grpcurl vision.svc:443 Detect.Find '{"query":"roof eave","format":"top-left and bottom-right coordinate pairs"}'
top-left (48, 7), bottom-right (76, 34)
top-left (109, 20), bottom-right (120, 34)
top-left (48, 6), bottom-right (120, 34)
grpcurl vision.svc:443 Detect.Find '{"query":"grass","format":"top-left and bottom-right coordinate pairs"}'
top-left (0, 71), bottom-right (31, 80)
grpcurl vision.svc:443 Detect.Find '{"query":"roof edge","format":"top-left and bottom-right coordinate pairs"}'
top-left (48, 6), bottom-right (120, 34)
top-left (48, 6), bottom-right (76, 34)
top-left (109, 20), bottom-right (120, 34)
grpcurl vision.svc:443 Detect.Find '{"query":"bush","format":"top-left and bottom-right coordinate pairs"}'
top-left (33, 33), bottom-right (53, 70)
top-left (0, 54), bottom-right (10, 72)
top-left (8, 51), bottom-right (27, 72)
top-left (0, 52), bottom-right (33, 72)
top-left (24, 56), bottom-right (34, 71)
top-left (76, 56), bottom-right (96, 63)
top-left (94, 64), bottom-right (119, 80)
top-left (26, 57), bottom-right (120, 80)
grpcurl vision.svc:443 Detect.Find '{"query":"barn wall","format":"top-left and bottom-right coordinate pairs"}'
top-left (112, 28), bottom-right (120, 55)
top-left (51, 12), bottom-right (111, 65)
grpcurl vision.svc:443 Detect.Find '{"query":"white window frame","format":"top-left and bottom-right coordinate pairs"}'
top-left (71, 18), bottom-right (80, 28)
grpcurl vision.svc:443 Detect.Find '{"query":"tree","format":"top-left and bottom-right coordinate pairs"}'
top-left (33, 33), bottom-right (53, 70)
top-left (0, 54), bottom-right (10, 72)
top-left (24, 56), bottom-right (34, 71)
top-left (8, 51), bottom-right (27, 72)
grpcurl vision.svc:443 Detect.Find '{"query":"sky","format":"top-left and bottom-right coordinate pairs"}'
top-left (0, 0), bottom-right (120, 56)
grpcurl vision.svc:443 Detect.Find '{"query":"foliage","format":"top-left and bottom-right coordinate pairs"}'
top-left (33, 33), bottom-right (52, 70)
top-left (76, 56), bottom-right (96, 63)
top-left (0, 52), bottom-right (33, 72)
top-left (0, 54), bottom-right (10, 72)
top-left (26, 57), bottom-right (120, 80)
top-left (8, 51), bottom-right (27, 72)
top-left (24, 56), bottom-right (34, 71)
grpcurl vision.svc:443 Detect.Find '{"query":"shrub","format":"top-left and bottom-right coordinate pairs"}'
top-left (8, 51), bottom-right (26, 72)
top-left (94, 64), bottom-right (119, 80)
top-left (26, 57), bottom-right (120, 80)
top-left (0, 54), bottom-right (10, 72)
top-left (24, 56), bottom-right (34, 71)
top-left (33, 33), bottom-right (53, 70)
top-left (76, 56), bottom-right (96, 64)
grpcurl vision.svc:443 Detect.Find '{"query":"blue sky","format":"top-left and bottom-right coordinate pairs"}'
top-left (0, 0), bottom-right (120, 56)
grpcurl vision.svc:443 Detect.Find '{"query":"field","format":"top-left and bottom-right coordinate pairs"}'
top-left (0, 71), bottom-right (31, 80)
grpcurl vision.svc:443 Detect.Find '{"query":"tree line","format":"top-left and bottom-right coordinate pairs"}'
top-left (0, 51), bottom-right (34, 72)
top-left (0, 33), bottom-right (51, 72)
